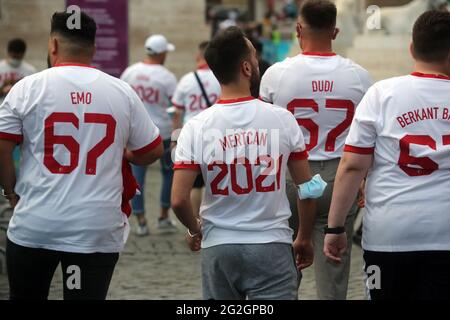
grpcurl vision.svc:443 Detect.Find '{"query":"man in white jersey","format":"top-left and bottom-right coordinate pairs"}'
top-left (325, 10), bottom-right (450, 300)
top-left (0, 38), bottom-right (36, 102)
top-left (259, 0), bottom-right (372, 300)
top-left (171, 27), bottom-right (325, 300)
top-left (121, 35), bottom-right (178, 235)
top-left (0, 11), bottom-right (163, 300)
top-left (172, 41), bottom-right (221, 217)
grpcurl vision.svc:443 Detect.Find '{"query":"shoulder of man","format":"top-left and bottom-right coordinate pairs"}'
top-left (22, 61), bottom-right (37, 73)
top-left (178, 71), bottom-right (195, 86)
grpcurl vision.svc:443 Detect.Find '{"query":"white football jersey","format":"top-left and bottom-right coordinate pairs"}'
top-left (0, 64), bottom-right (161, 253)
top-left (172, 65), bottom-right (221, 124)
top-left (174, 97), bottom-right (308, 248)
top-left (0, 59), bottom-right (36, 102)
top-left (0, 59), bottom-right (36, 86)
top-left (345, 72), bottom-right (450, 252)
top-left (260, 52), bottom-right (372, 161)
top-left (120, 62), bottom-right (177, 140)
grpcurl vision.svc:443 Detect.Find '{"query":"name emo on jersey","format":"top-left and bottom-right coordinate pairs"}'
top-left (396, 106), bottom-right (448, 128)
top-left (70, 91), bottom-right (92, 105)
top-left (219, 129), bottom-right (268, 151)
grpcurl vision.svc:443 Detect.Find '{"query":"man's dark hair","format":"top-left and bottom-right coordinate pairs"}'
top-left (299, 0), bottom-right (337, 30)
top-left (251, 39), bottom-right (263, 54)
top-left (413, 10), bottom-right (450, 63)
top-left (7, 38), bottom-right (26, 54)
top-left (205, 27), bottom-right (250, 84)
top-left (51, 11), bottom-right (97, 46)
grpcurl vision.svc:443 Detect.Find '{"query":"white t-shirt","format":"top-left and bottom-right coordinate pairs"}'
top-left (0, 59), bottom-right (36, 102)
top-left (174, 97), bottom-right (308, 248)
top-left (0, 64), bottom-right (161, 253)
top-left (172, 66), bottom-right (221, 124)
top-left (260, 52), bottom-right (372, 161)
top-left (345, 72), bottom-right (450, 252)
top-left (121, 62), bottom-right (177, 140)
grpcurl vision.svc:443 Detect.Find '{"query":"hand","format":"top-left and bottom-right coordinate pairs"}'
top-left (323, 233), bottom-right (347, 264)
top-left (357, 179), bottom-right (366, 208)
top-left (1, 84), bottom-right (13, 96)
top-left (6, 194), bottom-right (19, 209)
top-left (293, 238), bottom-right (314, 270)
top-left (185, 230), bottom-right (202, 252)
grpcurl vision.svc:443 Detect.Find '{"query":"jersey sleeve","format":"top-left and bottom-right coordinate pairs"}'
top-left (127, 87), bottom-right (162, 154)
top-left (259, 64), bottom-right (282, 104)
top-left (283, 109), bottom-right (308, 161)
top-left (120, 67), bottom-right (132, 83)
top-left (171, 75), bottom-right (189, 110)
top-left (353, 65), bottom-right (374, 93)
top-left (173, 120), bottom-right (201, 171)
top-left (344, 86), bottom-right (380, 154)
top-left (0, 81), bottom-right (24, 143)
top-left (26, 64), bottom-right (37, 75)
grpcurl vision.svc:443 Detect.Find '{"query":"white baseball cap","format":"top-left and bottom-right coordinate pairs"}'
top-left (145, 35), bottom-right (175, 54)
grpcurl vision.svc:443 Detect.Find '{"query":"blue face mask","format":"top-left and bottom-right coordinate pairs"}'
top-left (8, 59), bottom-right (22, 68)
top-left (297, 174), bottom-right (327, 199)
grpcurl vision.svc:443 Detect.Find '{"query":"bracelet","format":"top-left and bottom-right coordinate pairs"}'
top-left (323, 225), bottom-right (346, 235)
top-left (187, 229), bottom-right (200, 238)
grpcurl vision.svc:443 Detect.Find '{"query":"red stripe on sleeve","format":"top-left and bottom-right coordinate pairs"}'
top-left (172, 102), bottom-right (185, 109)
top-left (0, 132), bottom-right (23, 144)
top-left (132, 135), bottom-right (162, 155)
top-left (344, 144), bottom-right (375, 154)
top-left (173, 162), bottom-right (201, 170)
top-left (289, 150), bottom-right (309, 161)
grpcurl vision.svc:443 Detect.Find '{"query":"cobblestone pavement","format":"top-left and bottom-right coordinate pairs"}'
top-left (0, 164), bottom-right (366, 300)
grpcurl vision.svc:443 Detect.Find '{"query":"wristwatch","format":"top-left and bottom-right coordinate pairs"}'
top-left (324, 225), bottom-right (346, 235)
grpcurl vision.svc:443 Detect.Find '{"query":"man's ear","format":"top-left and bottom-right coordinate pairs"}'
top-left (242, 60), bottom-right (252, 78)
top-left (50, 37), bottom-right (58, 56)
top-left (409, 42), bottom-right (416, 60)
top-left (296, 22), bottom-right (302, 38)
top-left (332, 28), bottom-right (340, 40)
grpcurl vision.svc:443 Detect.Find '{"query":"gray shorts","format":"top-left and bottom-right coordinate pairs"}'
top-left (202, 243), bottom-right (300, 300)
top-left (287, 158), bottom-right (358, 300)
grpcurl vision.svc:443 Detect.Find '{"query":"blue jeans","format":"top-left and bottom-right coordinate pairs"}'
top-left (131, 139), bottom-right (173, 215)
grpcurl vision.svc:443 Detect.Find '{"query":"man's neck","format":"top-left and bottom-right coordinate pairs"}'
top-left (301, 41), bottom-right (333, 54)
top-left (54, 57), bottom-right (92, 66)
top-left (414, 61), bottom-right (450, 77)
top-left (219, 83), bottom-right (251, 101)
top-left (197, 60), bottom-right (209, 69)
top-left (144, 57), bottom-right (162, 65)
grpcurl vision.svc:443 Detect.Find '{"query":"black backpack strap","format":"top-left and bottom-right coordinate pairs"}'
top-left (194, 71), bottom-right (212, 108)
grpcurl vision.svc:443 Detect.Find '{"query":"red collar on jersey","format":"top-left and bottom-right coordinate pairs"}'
top-left (197, 63), bottom-right (210, 70)
top-left (54, 63), bottom-right (96, 69)
top-left (411, 72), bottom-right (450, 81)
top-left (302, 52), bottom-right (337, 57)
top-left (216, 96), bottom-right (256, 104)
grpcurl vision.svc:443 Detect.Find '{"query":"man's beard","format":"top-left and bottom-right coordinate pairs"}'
top-left (47, 55), bottom-right (52, 69)
top-left (250, 68), bottom-right (261, 98)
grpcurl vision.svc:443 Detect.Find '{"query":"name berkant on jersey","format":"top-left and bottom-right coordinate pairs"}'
top-left (397, 106), bottom-right (450, 128)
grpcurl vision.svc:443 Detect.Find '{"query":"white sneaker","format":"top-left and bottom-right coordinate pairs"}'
top-left (135, 224), bottom-right (149, 236)
top-left (157, 218), bottom-right (177, 230)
